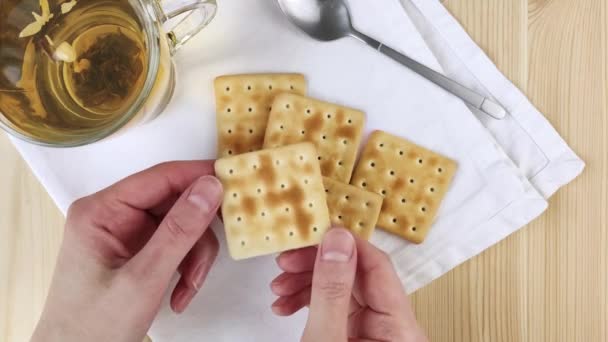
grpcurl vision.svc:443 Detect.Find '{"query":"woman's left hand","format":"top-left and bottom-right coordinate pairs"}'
top-left (31, 161), bottom-right (223, 342)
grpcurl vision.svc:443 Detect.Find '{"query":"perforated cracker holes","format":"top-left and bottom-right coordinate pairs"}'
top-left (215, 143), bottom-right (331, 260)
top-left (214, 74), bottom-right (307, 157)
top-left (263, 93), bottom-right (365, 183)
top-left (323, 177), bottom-right (382, 240)
top-left (351, 130), bottom-right (457, 244)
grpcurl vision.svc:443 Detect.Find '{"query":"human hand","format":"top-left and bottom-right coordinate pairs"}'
top-left (32, 161), bottom-right (223, 342)
top-left (271, 228), bottom-right (428, 342)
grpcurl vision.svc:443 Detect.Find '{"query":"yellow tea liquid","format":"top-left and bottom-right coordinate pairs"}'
top-left (0, 0), bottom-right (170, 144)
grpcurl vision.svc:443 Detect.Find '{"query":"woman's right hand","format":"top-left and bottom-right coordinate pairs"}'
top-left (271, 228), bottom-right (428, 342)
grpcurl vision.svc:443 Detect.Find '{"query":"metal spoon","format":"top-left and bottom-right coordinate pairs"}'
top-left (276, 0), bottom-right (506, 119)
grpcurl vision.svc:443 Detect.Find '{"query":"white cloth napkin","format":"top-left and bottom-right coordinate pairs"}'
top-left (401, 0), bottom-right (584, 199)
top-left (9, 0), bottom-right (583, 341)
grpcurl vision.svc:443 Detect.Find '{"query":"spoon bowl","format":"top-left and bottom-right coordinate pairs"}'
top-left (277, 0), bottom-right (353, 41)
top-left (276, 0), bottom-right (506, 119)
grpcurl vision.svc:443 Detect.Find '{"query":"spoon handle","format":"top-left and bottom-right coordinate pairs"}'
top-left (350, 30), bottom-right (506, 120)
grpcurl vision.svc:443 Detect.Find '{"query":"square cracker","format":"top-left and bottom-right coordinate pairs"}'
top-left (215, 143), bottom-right (331, 260)
top-left (323, 177), bottom-right (382, 240)
top-left (214, 74), bottom-right (307, 157)
top-left (263, 93), bottom-right (365, 183)
top-left (351, 131), bottom-right (457, 244)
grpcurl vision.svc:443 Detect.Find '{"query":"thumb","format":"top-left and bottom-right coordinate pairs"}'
top-left (127, 176), bottom-right (223, 289)
top-left (303, 228), bottom-right (357, 342)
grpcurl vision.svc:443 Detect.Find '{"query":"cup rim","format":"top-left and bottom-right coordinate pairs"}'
top-left (0, 0), bottom-right (163, 148)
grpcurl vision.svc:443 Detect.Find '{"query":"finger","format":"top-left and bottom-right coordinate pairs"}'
top-left (348, 309), bottom-right (404, 341)
top-left (170, 278), bottom-right (197, 315)
top-left (177, 229), bottom-right (220, 282)
top-left (270, 283), bottom-right (360, 316)
top-left (271, 287), bottom-right (312, 316)
top-left (350, 309), bottom-right (428, 342)
top-left (148, 193), bottom-right (180, 219)
top-left (66, 197), bottom-right (158, 259)
top-left (171, 230), bottom-right (220, 313)
top-left (303, 228), bottom-right (357, 342)
top-left (270, 271), bottom-right (313, 296)
top-left (85, 161), bottom-right (215, 244)
top-left (101, 161), bottom-right (215, 211)
top-left (126, 176), bottom-right (223, 289)
top-left (275, 246), bottom-right (317, 273)
top-left (119, 213), bottom-right (157, 257)
top-left (354, 238), bottom-right (409, 314)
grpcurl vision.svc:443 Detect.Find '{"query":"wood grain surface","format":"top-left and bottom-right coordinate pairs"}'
top-left (1, 0), bottom-right (606, 341)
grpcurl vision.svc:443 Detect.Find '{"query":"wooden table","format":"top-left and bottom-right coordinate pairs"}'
top-left (1, 0), bottom-right (606, 341)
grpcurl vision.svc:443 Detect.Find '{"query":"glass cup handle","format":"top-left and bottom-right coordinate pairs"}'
top-left (156, 0), bottom-right (217, 54)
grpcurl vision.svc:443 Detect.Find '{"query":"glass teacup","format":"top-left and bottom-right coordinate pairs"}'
top-left (0, 0), bottom-right (217, 147)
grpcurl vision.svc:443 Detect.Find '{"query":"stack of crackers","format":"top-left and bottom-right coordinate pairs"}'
top-left (214, 74), bottom-right (457, 260)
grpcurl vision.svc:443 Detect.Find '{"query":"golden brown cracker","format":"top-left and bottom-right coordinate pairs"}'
top-left (215, 143), bottom-right (331, 260)
top-left (214, 74), bottom-right (306, 157)
top-left (351, 131), bottom-right (457, 243)
top-left (322, 177), bottom-right (382, 240)
top-left (263, 93), bottom-right (365, 183)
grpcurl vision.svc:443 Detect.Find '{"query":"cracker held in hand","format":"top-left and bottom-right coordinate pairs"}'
top-left (323, 177), bottom-right (382, 240)
top-left (215, 143), bottom-right (331, 260)
top-left (351, 131), bottom-right (457, 243)
top-left (214, 74), bottom-right (307, 157)
top-left (263, 93), bottom-right (365, 183)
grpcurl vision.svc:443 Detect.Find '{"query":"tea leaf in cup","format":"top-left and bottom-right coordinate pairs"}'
top-left (40, 0), bottom-right (50, 19)
top-left (19, 21), bottom-right (44, 38)
top-left (45, 34), bottom-right (54, 46)
top-left (61, 0), bottom-right (78, 14)
top-left (53, 42), bottom-right (76, 63)
top-left (71, 30), bottom-right (144, 108)
top-left (18, 0), bottom-right (54, 38)
top-left (73, 59), bottom-right (91, 73)
top-left (32, 12), bottom-right (44, 22)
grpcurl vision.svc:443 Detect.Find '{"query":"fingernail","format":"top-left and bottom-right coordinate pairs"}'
top-left (173, 287), bottom-right (197, 314)
top-left (271, 298), bottom-right (287, 316)
top-left (321, 228), bottom-right (354, 262)
top-left (188, 176), bottom-right (223, 213)
top-left (270, 279), bottom-right (283, 294)
top-left (272, 296), bottom-right (289, 308)
top-left (192, 262), bottom-right (211, 291)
